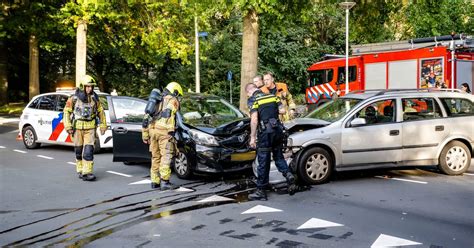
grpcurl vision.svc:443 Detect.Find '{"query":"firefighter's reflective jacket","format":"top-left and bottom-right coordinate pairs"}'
top-left (64, 90), bottom-right (106, 130)
top-left (142, 94), bottom-right (180, 140)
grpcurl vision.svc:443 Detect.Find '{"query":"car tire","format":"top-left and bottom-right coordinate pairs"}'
top-left (438, 141), bottom-right (471, 175)
top-left (297, 147), bottom-right (333, 185)
top-left (173, 150), bottom-right (193, 179)
top-left (22, 126), bottom-right (41, 149)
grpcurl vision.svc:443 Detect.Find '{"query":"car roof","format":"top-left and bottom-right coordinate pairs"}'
top-left (344, 89), bottom-right (474, 100)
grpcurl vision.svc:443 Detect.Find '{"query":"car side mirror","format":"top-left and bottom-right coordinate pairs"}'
top-left (350, 117), bottom-right (366, 127)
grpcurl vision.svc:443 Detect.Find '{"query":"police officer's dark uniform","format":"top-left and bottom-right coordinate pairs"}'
top-left (248, 89), bottom-right (295, 200)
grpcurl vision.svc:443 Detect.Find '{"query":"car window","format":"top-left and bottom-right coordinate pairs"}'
top-left (402, 98), bottom-right (442, 121)
top-left (180, 97), bottom-right (245, 128)
top-left (112, 98), bottom-right (146, 123)
top-left (439, 98), bottom-right (474, 117)
top-left (307, 98), bottom-right (362, 123)
top-left (354, 99), bottom-right (396, 125)
top-left (28, 97), bottom-right (41, 109)
top-left (55, 95), bottom-right (69, 112)
top-left (38, 95), bottom-right (56, 111)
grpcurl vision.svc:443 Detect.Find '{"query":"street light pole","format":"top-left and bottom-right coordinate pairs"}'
top-left (339, 1), bottom-right (356, 94)
top-left (195, 15), bottom-right (200, 93)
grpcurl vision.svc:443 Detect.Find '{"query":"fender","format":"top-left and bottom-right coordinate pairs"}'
top-left (297, 139), bottom-right (340, 166)
top-left (435, 135), bottom-right (474, 159)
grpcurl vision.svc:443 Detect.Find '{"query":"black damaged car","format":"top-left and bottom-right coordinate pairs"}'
top-left (109, 93), bottom-right (255, 179)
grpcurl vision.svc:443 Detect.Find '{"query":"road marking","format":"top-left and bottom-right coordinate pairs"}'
top-left (68, 162), bottom-right (76, 165)
top-left (129, 179), bottom-right (151, 185)
top-left (13, 149), bottom-right (27, 154)
top-left (37, 155), bottom-right (53, 160)
top-left (197, 195), bottom-right (234, 203)
top-left (297, 218), bottom-right (344, 229)
top-left (106, 171), bottom-right (132, 178)
top-left (374, 176), bottom-right (427, 184)
top-left (241, 205), bottom-right (283, 215)
top-left (0, 146), bottom-right (5, 149)
top-left (464, 173), bottom-right (474, 176)
top-left (175, 187), bottom-right (194, 192)
top-left (371, 234), bottom-right (422, 248)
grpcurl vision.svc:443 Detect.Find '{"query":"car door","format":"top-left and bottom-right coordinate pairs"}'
top-left (49, 94), bottom-right (73, 144)
top-left (401, 97), bottom-right (449, 162)
top-left (35, 94), bottom-right (60, 142)
top-left (109, 96), bottom-right (150, 162)
top-left (341, 98), bottom-right (402, 166)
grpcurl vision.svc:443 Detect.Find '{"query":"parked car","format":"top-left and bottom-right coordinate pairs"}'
top-left (109, 93), bottom-right (255, 179)
top-left (257, 89), bottom-right (474, 185)
top-left (18, 89), bottom-right (113, 153)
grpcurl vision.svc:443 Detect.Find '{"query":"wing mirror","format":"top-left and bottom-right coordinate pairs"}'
top-left (350, 117), bottom-right (366, 127)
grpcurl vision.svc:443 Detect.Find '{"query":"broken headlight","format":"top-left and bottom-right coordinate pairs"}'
top-left (189, 129), bottom-right (220, 147)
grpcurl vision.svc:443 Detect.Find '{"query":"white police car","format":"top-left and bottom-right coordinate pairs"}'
top-left (18, 88), bottom-right (113, 152)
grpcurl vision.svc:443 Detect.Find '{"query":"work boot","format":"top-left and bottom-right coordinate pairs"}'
top-left (151, 182), bottom-right (160, 189)
top-left (249, 189), bottom-right (267, 201)
top-left (77, 172), bottom-right (83, 179)
top-left (82, 173), bottom-right (96, 181)
top-left (160, 180), bottom-right (178, 190)
top-left (284, 173), bottom-right (296, 196)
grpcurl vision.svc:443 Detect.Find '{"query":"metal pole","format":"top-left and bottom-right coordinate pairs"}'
top-left (345, 8), bottom-right (349, 94)
top-left (195, 16), bottom-right (200, 93)
top-left (230, 80), bottom-right (232, 104)
top-left (450, 40), bottom-right (455, 90)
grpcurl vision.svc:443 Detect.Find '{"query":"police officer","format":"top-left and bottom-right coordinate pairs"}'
top-left (64, 75), bottom-right (107, 181)
top-left (263, 72), bottom-right (296, 122)
top-left (246, 83), bottom-right (295, 200)
top-left (142, 82), bottom-right (183, 190)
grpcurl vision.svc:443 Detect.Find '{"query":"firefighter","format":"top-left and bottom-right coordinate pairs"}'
top-left (263, 72), bottom-right (297, 122)
top-left (64, 75), bottom-right (107, 181)
top-left (246, 83), bottom-right (296, 201)
top-left (142, 82), bottom-right (183, 190)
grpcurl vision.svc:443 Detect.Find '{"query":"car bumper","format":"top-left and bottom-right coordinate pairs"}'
top-left (193, 144), bottom-right (255, 173)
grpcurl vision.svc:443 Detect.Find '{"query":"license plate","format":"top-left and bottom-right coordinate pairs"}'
top-left (231, 151), bottom-right (256, 161)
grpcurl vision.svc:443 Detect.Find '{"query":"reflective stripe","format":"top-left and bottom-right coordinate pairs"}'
top-left (314, 86), bottom-right (323, 95)
top-left (325, 83), bottom-right (336, 93)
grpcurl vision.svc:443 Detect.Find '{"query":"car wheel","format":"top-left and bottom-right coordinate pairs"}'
top-left (94, 138), bottom-right (101, 154)
top-left (438, 141), bottom-right (471, 175)
top-left (173, 151), bottom-right (193, 179)
top-left (22, 126), bottom-right (40, 149)
top-left (297, 147), bottom-right (333, 185)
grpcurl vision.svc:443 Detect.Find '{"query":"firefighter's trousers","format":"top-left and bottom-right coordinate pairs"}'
top-left (149, 128), bottom-right (175, 184)
top-left (73, 129), bottom-right (95, 174)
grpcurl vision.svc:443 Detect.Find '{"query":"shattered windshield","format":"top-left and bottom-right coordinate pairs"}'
top-left (180, 96), bottom-right (246, 128)
top-left (306, 98), bottom-right (362, 123)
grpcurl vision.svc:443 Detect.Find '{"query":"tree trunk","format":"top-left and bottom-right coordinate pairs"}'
top-left (29, 34), bottom-right (39, 100)
top-left (0, 40), bottom-right (7, 105)
top-left (76, 20), bottom-right (87, 87)
top-left (239, 8), bottom-right (259, 111)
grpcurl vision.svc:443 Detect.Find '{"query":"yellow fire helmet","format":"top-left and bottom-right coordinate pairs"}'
top-left (165, 81), bottom-right (183, 96)
top-left (79, 75), bottom-right (96, 88)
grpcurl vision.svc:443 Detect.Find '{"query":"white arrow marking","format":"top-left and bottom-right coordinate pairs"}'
top-left (175, 187), bottom-right (194, 192)
top-left (0, 146), bottom-right (6, 149)
top-left (197, 195), bottom-right (234, 203)
top-left (129, 179), bottom-right (151, 185)
top-left (297, 218), bottom-right (344, 229)
top-left (13, 149), bottom-right (27, 154)
top-left (107, 171), bottom-right (132, 177)
top-left (464, 173), bottom-right (474, 176)
top-left (241, 205), bottom-right (283, 215)
top-left (371, 234), bottom-right (422, 248)
top-left (37, 155), bottom-right (53, 160)
top-left (67, 162), bottom-right (76, 165)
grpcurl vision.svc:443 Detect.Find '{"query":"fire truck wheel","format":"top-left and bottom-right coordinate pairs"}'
top-left (297, 147), bottom-right (333, 185)
top-left (438, 141), bottom-right (471, 175)
top-left (22, 126), bottom-right (41, 149)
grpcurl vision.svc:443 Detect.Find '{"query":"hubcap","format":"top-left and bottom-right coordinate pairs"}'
top-left (24, 129), bottom-right (34, 146)
top-left (446, 146), bottom-right (468, 171)
top-left (305, 153), bottom-right (329, 180)
top-left (175, 152), bottom-right (188, 175)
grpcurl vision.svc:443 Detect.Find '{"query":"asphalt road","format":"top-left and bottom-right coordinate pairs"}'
top-left (1, 119), bottom-right (473, 247)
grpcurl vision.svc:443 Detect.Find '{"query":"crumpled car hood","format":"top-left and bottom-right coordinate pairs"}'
top-left (285, 118), bottom-right (330, 134)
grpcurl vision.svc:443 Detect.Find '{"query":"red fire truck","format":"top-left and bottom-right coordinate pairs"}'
top-left (306, 34), bottom-right (474, 108)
